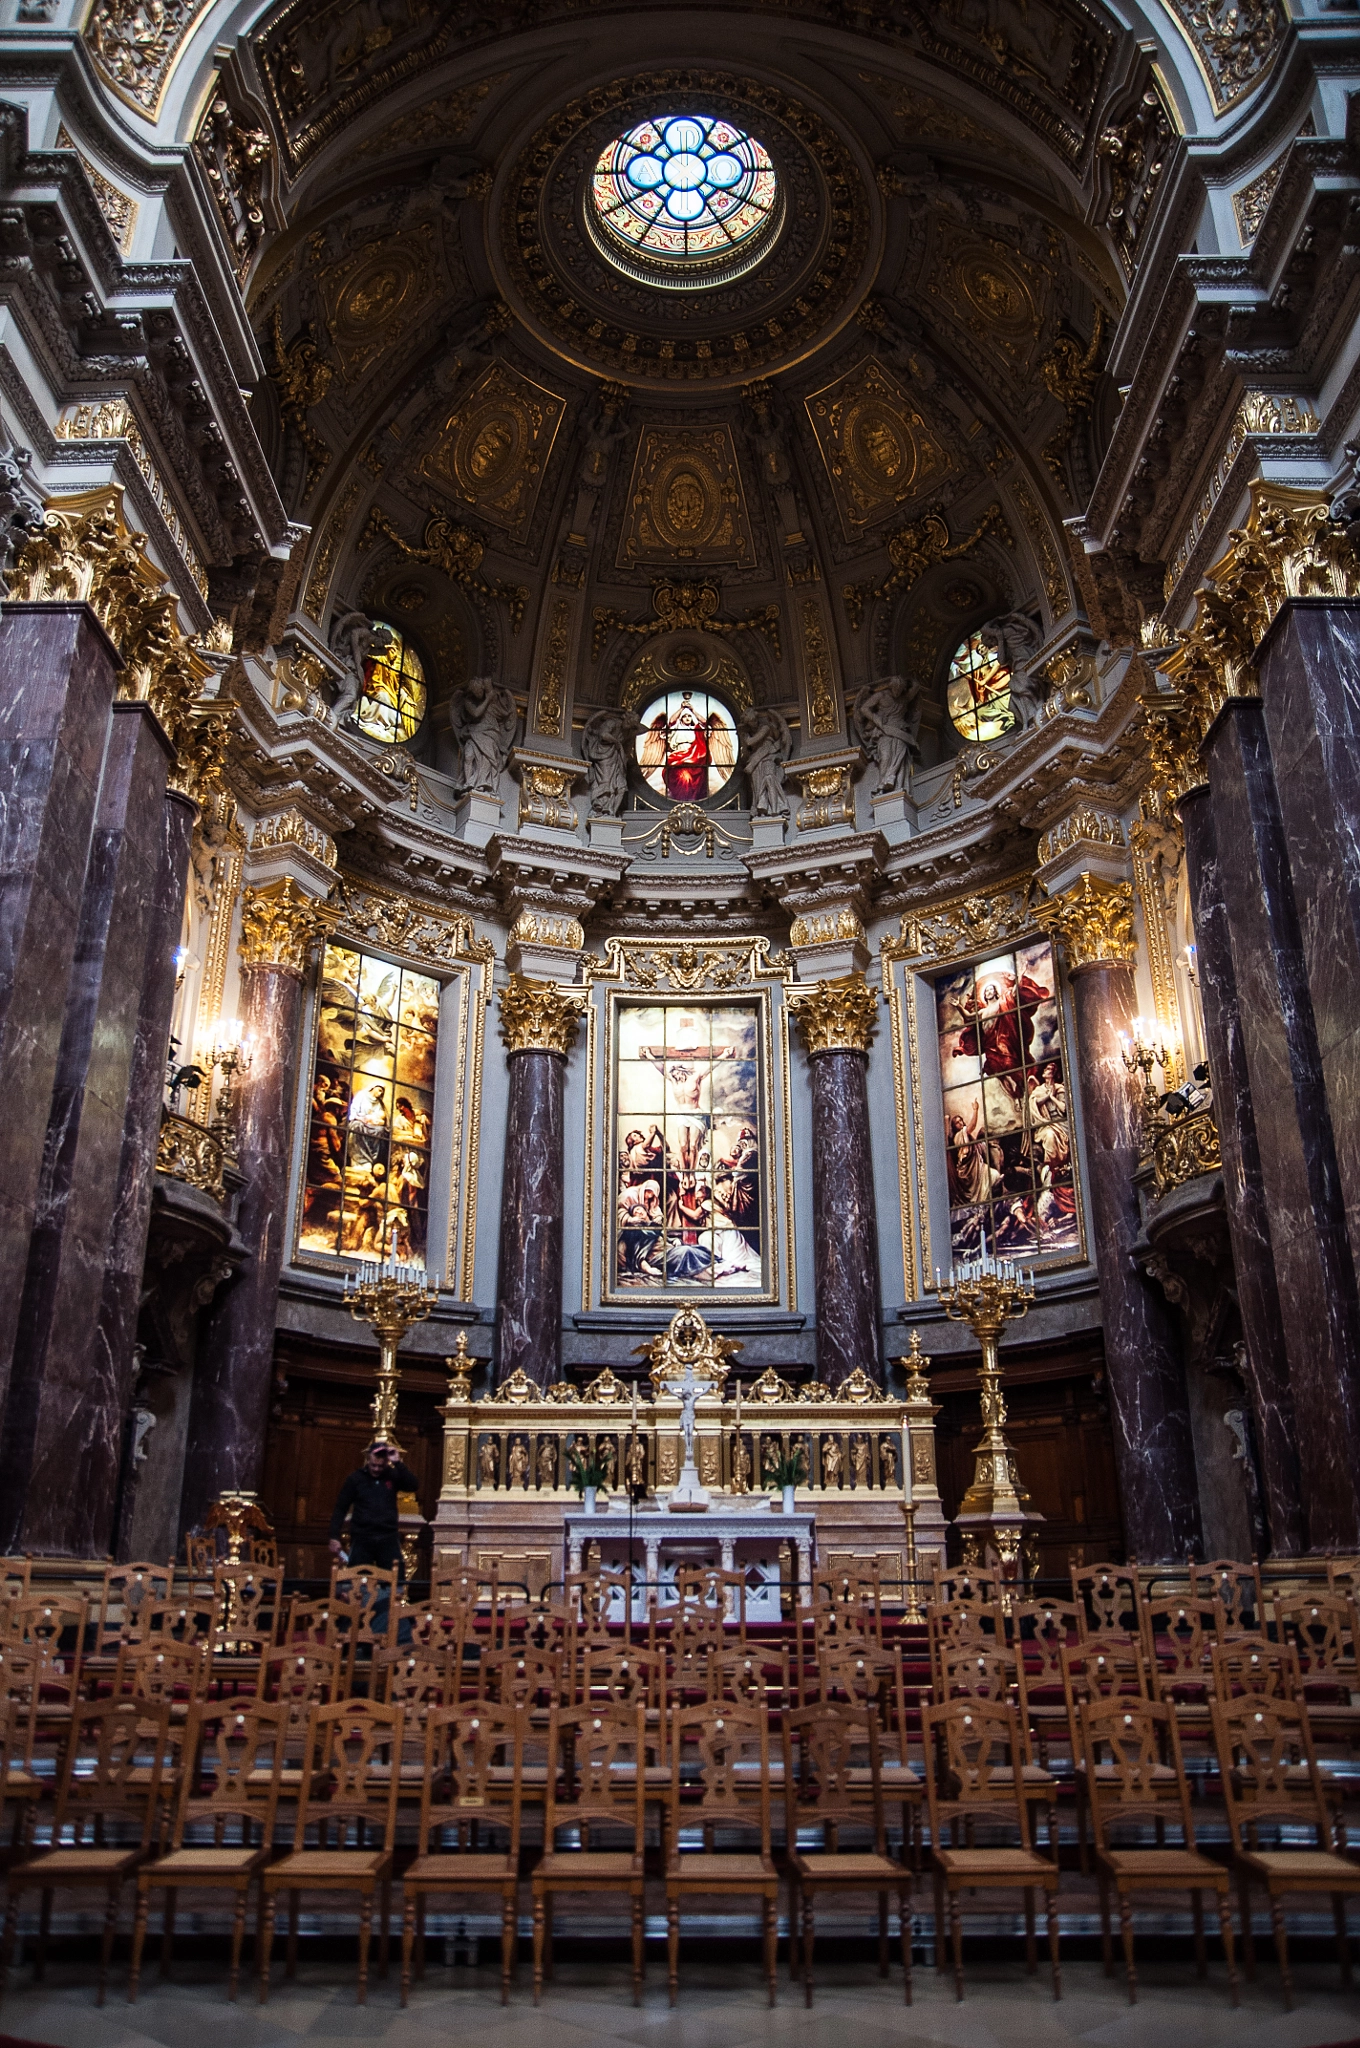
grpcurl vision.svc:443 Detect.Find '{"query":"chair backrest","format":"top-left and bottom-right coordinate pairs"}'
top-left (54, 1699), bottom-right (170, 1847)
top-left (921, 1696), bottom-right (1032, 1843)
top-left (213, 1565), bottom-right (283, 1652)
top-left (574, 1643), bottom-right (664, 1713)
top-left (939, 1642), bottom-right (1018, 1704)
top-left (781, 1701), bottom-right (886, 1851)
top-left (670, 1701), bottom-right (771, 1855)
top-left (1211, 1695), bottom-right (1333, 1848)
top-left (931, 1564), bottom-right (1005, 1607)
top-left (329, 1565), bottom-right (401, 1650)
top-left (294, 1700), bottom-right (405, 1852)
top-left (1210, 1635), bottom-right (1300, 1702)
top-left (258, 1644), bottom-right (346, 1738)
top-left (706, 1644), bottom-right (784, 1709)
top-left (811, 1566), bottom-right (884, 1649)
top-left (479, 1644), bottom-right (562, 1710)
top-left (172, 1701), bottom-right (288, 1849)
top-left (1276, 1591), bottom-right (1358, 1690)
top-left (95, 1563), bottom-right (176, 1654)
top-left (417, 1703), bottom-right (523, 1859)
top-left (1079, 1696), bottom-right (1196, 1845)
top-left (543, 1699), bottom-right (647, 1846)
top-left (1063, 1632), bottom-right (1150, 1708)
top-left (1141, 1596), bottom-right (1223, 1700)
top-left (377, 1644), bottom-right (454, 1709)
top-left (0, 1627), bottom-right (80, 1713)
top-left (1189, 1558), bottom-right (1264, 1634)
top-left (113, 1639), bottom-right (209, 1709)
top-left (280, 1596), bottom-right (334, 1645)
top-left (926, 1598), bottom-right (1002, 1697)
top-left (4, 1593), bottom-right (88, 1659)
top-left (1071, 1564), bottom-right (1141, 1639)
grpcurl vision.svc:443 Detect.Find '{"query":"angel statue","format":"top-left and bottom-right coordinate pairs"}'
top-left (852, 674), bottom-right (923, 795)
top-left (449, 673), bottom-right (518, 796)
top-left (738, 706), bottom-right (792, 817)
top-left (581, 706), bottom-right (641, 816)
top-left (979, 612), bottom-right (1044, 730)
top-left (328, 611), bottom-right (393, 726)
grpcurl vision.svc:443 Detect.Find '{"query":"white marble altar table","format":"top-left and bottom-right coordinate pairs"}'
top-left (563, 1502), bottom-right (816, 1615)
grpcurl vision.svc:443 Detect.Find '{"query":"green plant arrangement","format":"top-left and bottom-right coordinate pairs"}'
top-left (566, 1445), bottom-right (611, 1495)
top-left (765, 1445), bottom-right (807, 1490)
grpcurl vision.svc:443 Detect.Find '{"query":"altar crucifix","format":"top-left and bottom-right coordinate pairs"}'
top-left (634, 1302), bottom-right (741, 1514)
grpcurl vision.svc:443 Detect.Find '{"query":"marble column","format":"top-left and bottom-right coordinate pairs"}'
top-left (789, 973), bottom-right (883, 1388)
top-left (0, 701), bottom-right (182, 1556)
top-left (0, 605), bottom-right (119, 1422)
top-left (179, 878), bottom-right (332, 1533)
top-left (495, 974), bottom-right (587, 1388)
top-left (1044, 876), bottom-right (1202, 1562)
top-left (1178, 783), bottom-right (1305, 1554)
top-left (1199, 696), bottom-right (1360, 1549)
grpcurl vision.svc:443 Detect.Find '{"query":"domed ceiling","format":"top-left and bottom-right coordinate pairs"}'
top-left (210, 2), bottom-right (1160, 772)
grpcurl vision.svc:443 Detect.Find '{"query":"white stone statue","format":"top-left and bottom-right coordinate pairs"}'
top-left (449, 673), bottom-right (519, 796)
top-left (979, 612), bottom-right (1044, 730)
top-left (582, 706), bottom-right (641, 816)
top-left (853, 674), bottom-right (922, 795)
top-left (328, 610), bottom-right (392, 727)
top-left (738, 706), bottom-right (792, 816)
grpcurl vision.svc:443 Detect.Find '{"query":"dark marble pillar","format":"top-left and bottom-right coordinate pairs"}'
top-left (0, 700), bottom-right (178, 1556)
top-left (180, 880), bottom-right (330, 1533)
top-left (1201, 696), bottom-right (1360, 1549)
top-left (0, 605), bottom-right (119, 1420)
top-left (790, 975), bottom-right (883, 1388)
top-left (1179, 785), bottom-right (1306, 1554)
top-left (1067, 952), bottom-right (1202, 1562)
top-left (494, 976), bottom-right (585, 1388)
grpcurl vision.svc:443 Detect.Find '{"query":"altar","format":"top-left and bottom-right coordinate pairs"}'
top-left (563, 1501), bottom-right (816, 1618)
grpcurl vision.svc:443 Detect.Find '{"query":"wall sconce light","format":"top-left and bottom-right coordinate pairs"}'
top-left (1118, 1015), bottom-right (1171, 1117)
top-left (209, 1019), bottom-right (253, 1156)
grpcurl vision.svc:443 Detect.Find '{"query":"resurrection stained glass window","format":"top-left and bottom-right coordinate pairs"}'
top-left (636, 690), bottom-right (738, 802)
top-left (935, 939), bottom-right (1079, 1263)
top-left (356, 623), bottom-right (426, 746)
top-left (300, 942), bottom-right (439, 1269)
top-left (588, 115), bottom-right (780, 286)
top-left (614, 1002), bottom-right (763, 1292)
top-left (946, 631), bottom-right (1015, 744)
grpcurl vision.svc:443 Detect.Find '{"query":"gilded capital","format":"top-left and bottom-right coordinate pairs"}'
top-left (498, 973), bottom-right (588, 1056)
top-left (1035, 873), bottom-right (1138, 970)
top-left (238, 877), bottom-right (335, 977)
top-left (787, 972), bottom-right (879, 1055)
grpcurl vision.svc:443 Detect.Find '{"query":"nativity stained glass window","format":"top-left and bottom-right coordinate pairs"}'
top-left (613, 1002), bottom-right (763, 1293)
top-left (935, 939), bottom-right (1079, 1263)
top-left (946, 631), bottom-right (1015, 744)
top-left (300, 942), bottom-right (439, 1269)
top-left (635, 689), bottom-right (738, 803)
top-left (356, 623), bottom-right (426, 746)
top-left (587, 115), bottom-right (781, 287)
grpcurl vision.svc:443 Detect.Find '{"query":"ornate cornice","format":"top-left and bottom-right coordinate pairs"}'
top-left (1034, 873), bottom-right (1138, 970)
top-left (787, 972), bottom-right (879, 1056)
top-left (238, 876), bottom-right (335, 977)
top-left (498, 974), bottom-right (588, 1056)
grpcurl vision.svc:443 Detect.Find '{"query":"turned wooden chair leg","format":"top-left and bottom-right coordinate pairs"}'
top-left (1024, 1886), bottom-right (1036, 1974)
top-left (97, 1879), bottom-right (120, 2007)
top-left (129, 1885), bottom-right (150, 2004)
top-left (1192, 1888), bottom-right (1206, 1979)
top-left (949, 1889), bottom-right (964, 2002)
top-left (161, 1885), bottom-right (177, 1978)
top-left (1334, 1892), bottom-right (1353, 1987)
top-left (36, 1886), bottom-right (52, 1981)
top-left (632, 1891), bottom-right (644, 2007)
top-left (1217, 1889), bottom-right (1239, 2007)
top-left (357, 1892), bottom-right (373, 2006)
top-left (400, 1891), bottom-right (416, 2009)
top-left (933, 1868), bottom-right (945, 1974)
top-left (532, 1888), bottom-right (545, 2005)
top-left (501, 1890), bottom-right (515, 2005)
top-left (416, 1891), bottom-right (426, 1981)
top-left (667, 1894), bottom-right (679, 2007)
top-left (1098, 1870), bottom-right (1112, 1976)
top-left (803, 1888), bottom-right (816, 2008)
top-left (228, 1888), bottom-right (248, 2003)
top-left (765, 1894), bottom-right (778, 2007)
top-left (1119, 1889), bottom-right (1137, 2004)
top-left (1270, 1891), bottom-right (1293, 2010)
top-left (899, 1883), bottom-right (912, 2005)
top-left (1047, 1886), bottom-right (1062, 2001)
top-left (878, 1889), bottom-right (889, 1976)
top-left (286, 1889), bottom-right (299, 1980)
top-left (1238, 1870), bottom-right (1256, 1979)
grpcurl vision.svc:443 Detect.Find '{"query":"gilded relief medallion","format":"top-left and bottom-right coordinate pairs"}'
top-left (928, 235), bottom-right (1042, 369)
top-left (319, 226), bottom-right (441, 381)
top-left (806, 357), bottom-right (958, 533)
top-left (419, 362), bottom-right (565, 535)
top-left (618, 427), bottom-right (756, 568)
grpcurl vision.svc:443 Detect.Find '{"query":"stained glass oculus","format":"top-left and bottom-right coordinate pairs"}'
top-left (587, 115), bottom-right (782, 288)
top-left (636, 690), bottom-right (738, 802)
top-left (356, 623), bottom-right (427, 746)
top-left (946, 631), bottom-right (1015, 744)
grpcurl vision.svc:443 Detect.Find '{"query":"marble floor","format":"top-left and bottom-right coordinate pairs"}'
top-left (1, 1950), bottom-right (1358, 2048)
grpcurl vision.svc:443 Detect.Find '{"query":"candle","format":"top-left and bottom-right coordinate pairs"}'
top-left (735, 1381), bottom-right (742, 1430)
top-left (901, 1416), bottom-right (913, 1507)
top-left (631, 1379), bottom-right (638, 1425)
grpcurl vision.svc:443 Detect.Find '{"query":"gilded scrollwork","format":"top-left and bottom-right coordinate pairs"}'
top-left (238, 876), bottom-right (335, 978)
top-left (593, 937), bottom-right (792, 992)
top-left (195, 93), bottom-right (273, 283)
top-left (498, 974), bottom-right (588, 1057)
top-left (787, 973), bottom-right (879, 1056)
top-left (1034, 873), bottom-right (1138, 969)
top-left (1165, 0), bottom-right (1285, 113)
top-left (419, 363), bottom-right (565, 537)
top-left (897, 879), bottom-right (1036, 964)
top-left (330, 878), bottom-right (493, 971)
top-left (618, 428), bottom-right (756, 569)
top-left (367, 508), bottom-right (527, 633)
top-left (85, 0), bottom-right (203, 116)
top-left (156, 1113), bottom-right (226, 1202)
top-left (844, 504), bottom-right (1010, 630)
top-left (805, 358), bottom-right (959, 535)
top-left (592, 581), bottom-right (780, 663)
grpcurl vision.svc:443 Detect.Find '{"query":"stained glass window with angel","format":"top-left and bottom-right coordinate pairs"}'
top-left (635, 689), bottom-right (738, 802)
top-left (946, 631), bottom-right (1015, 744)
top-left (356, 623), bottom-right (427, 746)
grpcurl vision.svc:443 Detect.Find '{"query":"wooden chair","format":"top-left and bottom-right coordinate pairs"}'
top-left (0, 1695), bottom-right (43, 1852)
top-left (532, 1699), bottom-right (649, 2005)
top-left (1012, 1599), bottom-right (1083, 1773)
top-left (1071, 1564), bottom-right (1141, 1641)
top-left (259, 1699), bottom-right (404, 2005)
top-left (1277, 1591), bottom-right (1360, 1746)
top-left (880, 1645), bottom-right (925, 1868)
top-left (478, 1643), bottom-right (562, 1712)
top-left (1190, 1558), bottom-right (1264, 1635)
top-left (95, 1564), bottom-right (176, 1660)
top-left (401, 1704), bottom-right (523, 2006)
top-left (811, 1565), bottom-right (885, 1650)
top-left (922, 1696), bottom-right (1061, 2002)
top-left (256, 1644), bottom-right (346, 1789)
top-left (376, 1643), bottom-right (455, 1712)
top-left (782, 1701), bottom-right (912, 2006)
top-left (211, 1565), bottom-right (283, 1653)
top-left (0, 1598), bottom-right (84, 1723)
top-left (1211, 1694), bottom-right (1360, 2007)
top-left (1080, 1696), bottom-right (1238, 2005)
top-left (129, 1700), bottom-right (287, 2003)
top-left (666, 1702), bottom-right (779, 2006)
top-left (112, 1640), bottom-right (210, 1722)
top-left (1211, 1636), bottom-right (1301, 1702)
top-left (0, 1699), bottom-right (170, 2007)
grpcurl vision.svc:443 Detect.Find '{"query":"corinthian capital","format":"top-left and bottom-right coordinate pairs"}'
top-left (1035, 873), bottom-right (1137, 970)
top-left (787, 971), bottom-right (879, 1055)
top-left (498, 973), bottom-right (588, 1056)
top-left (238, 877), bottom-right (334, 977)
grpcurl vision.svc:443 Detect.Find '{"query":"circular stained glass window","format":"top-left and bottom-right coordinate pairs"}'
top-left (636, 690), bottom-right (739, 803)
top-left (357, 624), bottom-right (427, 746)
top-left (946, 632), bottom-right (1015, 744)
top-left (587, 114), bottom-right (783, 289)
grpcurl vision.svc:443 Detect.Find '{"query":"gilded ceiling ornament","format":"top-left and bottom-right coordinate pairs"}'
top-left (617, 428), bottom-right (756, 569)
top-left (857, 74), bottom-right (1041, 168)
top-left (302, 477), bottom-right (362, 621)
top-left (353, 77), bottom-right (504, 160)
top-left (238, 876), bottom-right (335, 978)
top-left (801, 601), bottom-right (839, 737)
top-left (929, 237), bottom-right (1041, 365)
top-left (897, 878), bottom-right (1036, 964)
top-left (55, 128), bottom-right (137, 252)
top-left (1232, 122), bottom-right (1312, 243)
top-left (195, 93), bottom-right (273, 284)
top-left (1163, 0), bottom-right (1285, 113)
top-left (593, 580), bottom-right (780, 661)
top-left (317, 227), bottom-right (440, 383)
top-left (844, 504), bottom-right (1010, 630)
top-left (168, 708), bottom-right (236, 810)
top-left (1096, 88), bottom-right (1173, 278)
top-left (805, 357), bottom-right (958, 534)
top-left (498, 974), bottom-right (588, 1056)
top-left (85, 0), bottom-right (201, 116)
top-left (249, 807), bottom-right (337, 869)
top-left (51, 406), bottom-right (208, 600)
top-left (1034, 873), bottom-right (1137, 970)
top-left (1010, 478), bottom-right (1070, 616)
top-left (594, 936), bottom-right (790, 992)
top-left (620, 643), bottom-right (752, 714)
top-left (1038, 310), bottom-right (1103, 420)
top-left (270, 309), bottom-right (332, 490)
top-left (367, 508), bottom-right (528, 632)
top-left (419, 362), bottom-right (565, 536)
top-left (534, 596), bottom-right (572, 738)
top-left (1035, 806), bottom-right (1125, 867)
top-left (787, 973), bottom-right (879, 1056)
top-left (331, 878), bottom-right (492, 970)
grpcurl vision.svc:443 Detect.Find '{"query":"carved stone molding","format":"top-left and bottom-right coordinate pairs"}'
top-left (1035, 872), bottom-right (1138, 969)
top-left (1036, 805), bottom-right (1125, 868)
top-left (787, 972), bottom-right (879, 1056)
top-left (498, 974), bottom-right (588, 1056)
top-left (238, 876), bottom-right (335, 977)
top-left (250, 807), bottom-right (337, 870)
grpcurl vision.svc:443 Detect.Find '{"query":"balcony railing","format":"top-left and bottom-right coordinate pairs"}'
top-left (156, 1111), bottom-right (226, 1202)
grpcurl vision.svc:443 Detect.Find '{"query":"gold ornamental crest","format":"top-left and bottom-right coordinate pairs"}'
top-left (421, 362), bottom-right (565, 535)
top-left (618, 427), bottom-right (756, 568)
top-left (806, 357), bottom-right (958, 533)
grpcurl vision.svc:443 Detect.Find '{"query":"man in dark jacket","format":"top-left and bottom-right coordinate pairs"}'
top-left (328, 1440), bottom-right (419, 1572)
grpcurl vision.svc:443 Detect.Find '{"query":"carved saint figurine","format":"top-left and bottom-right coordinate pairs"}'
top-left (850, 1434), bottom-right (871, 1488)
top-left (507, 1436), bottom-right (529, 1489)
top-left (821, 1435), bottom-right (844, 1488)
top-left (449, 674), bottom-right (518, 796)
top-left (625, 1434), bottom-right (647, 1491)
top-left (738, 706), bottom-right (792, 817)
top-left (731, 1432), bottom-right (752, 1493)
top-left (852, 674), bottom-right (922, 794)
top-left (879, 1436), bottom-right (898, 1488)
top-left (979, 612), bottom-right (1044, 730)
top-left (582, 706), bottom-right (641, 816)
top-left (537, 1436), bottom-right (558, 1490)
top-left (477, 1437), bottom-right (500, 1489)
top-left (328, 610), bottom-right (393, 727)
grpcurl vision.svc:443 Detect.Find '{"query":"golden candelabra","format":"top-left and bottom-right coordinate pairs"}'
top-left (937, 1246), bottom-right (1037, 1570)
top-left (344, 1238), bottom-right (440, 1451)
top-left (1119, 1015), bottom-right (1173, 1118)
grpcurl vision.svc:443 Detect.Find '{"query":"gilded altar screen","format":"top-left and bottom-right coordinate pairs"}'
top-left (935, 938), bottom-right (1078, 1261)
top-left (613, 1000), bottom-right (763, 1292)
top-left (299, 941), bottom-right (440, 1269)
